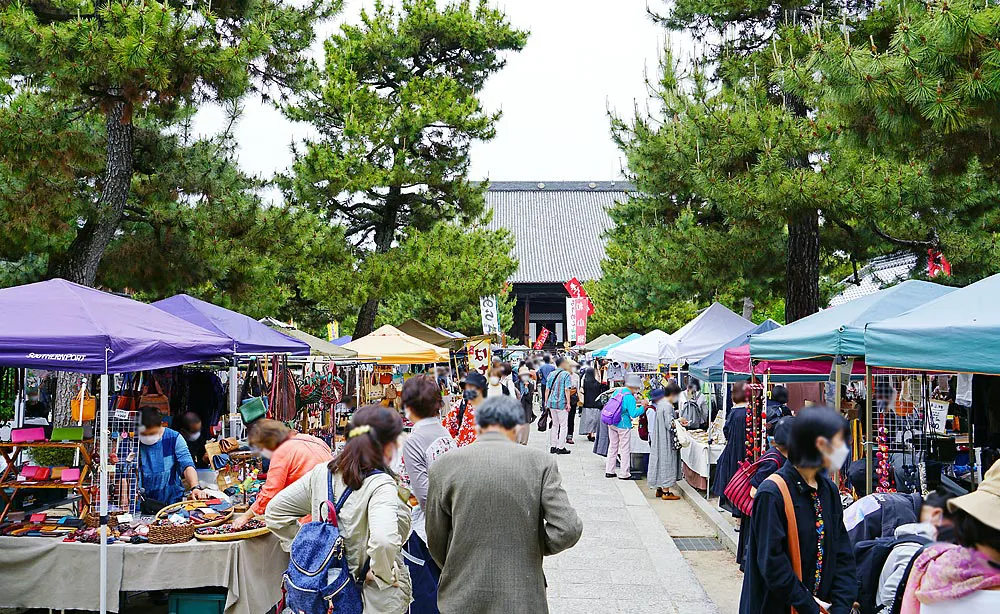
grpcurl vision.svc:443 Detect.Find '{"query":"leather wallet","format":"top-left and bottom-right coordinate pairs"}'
top-left (29, 513), bottom-right (47, 523)
top-left (35, 467), bottom-right (52, 481)
top-left (50, 427), bottom-right (84, 441)
top-left (61, 468), bottom-right (81, 482)
top-left (19, 465), bottom-right (42, 480)
top-left (11, 427), bottom-right (46, 443)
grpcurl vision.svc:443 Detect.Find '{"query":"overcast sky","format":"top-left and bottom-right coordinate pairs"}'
top-left (197, 1), bottom-right (688, 183)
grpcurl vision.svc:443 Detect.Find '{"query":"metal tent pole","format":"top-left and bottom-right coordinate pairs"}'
top-left (865, 365), bottom-right (873, 495)
top-left (99, 367), bottom-right (109, 614)
top-left (227, 363), bottom-right (238, 439)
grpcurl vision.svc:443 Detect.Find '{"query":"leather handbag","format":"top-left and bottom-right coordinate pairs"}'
top-left (71, 385), bottom-right (96, 421)
top-left (115, 373), bottom-right (142, 412)
top-left (139, 376), bottom-right (171, 415)
top-left (724, 449), bottom-right (783, 516)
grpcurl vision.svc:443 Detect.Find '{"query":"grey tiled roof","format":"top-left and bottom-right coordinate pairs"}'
top-left (485, 181), bottom-right (633, 283)
top-left (829, 252), bottom-right (919, 306)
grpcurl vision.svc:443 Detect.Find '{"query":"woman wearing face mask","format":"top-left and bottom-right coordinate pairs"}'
top-left (231, 418), bottom-right (332, 529)
top-left (266, 405), bottom-right (413, 613)
top-left (486, 366), bottom-right (511, 397)
top-left (739, 407), bottom-right (857, 614)
top-left (443, 372), bottom-right (488, 447)
top-left (137, 406), bottom-right (209, 508)
top-left (174, 411), bottom-right (208, 468)
top-left (647, 383), bottom-right (685, 500)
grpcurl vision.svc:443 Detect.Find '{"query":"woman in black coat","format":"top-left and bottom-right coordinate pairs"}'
top-left (578, 366), bottom-right (607, 442)
top-left (739, 407), bottom-right (857, 614)
top-left (712, 382), bottom-right (748, 511)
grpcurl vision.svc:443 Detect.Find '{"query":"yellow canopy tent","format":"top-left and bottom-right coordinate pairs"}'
top-left (344, 325), bottom-right (450, 364)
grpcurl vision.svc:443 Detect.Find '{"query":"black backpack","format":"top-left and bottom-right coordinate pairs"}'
top-left (854, 535), bottom-right (932, 614)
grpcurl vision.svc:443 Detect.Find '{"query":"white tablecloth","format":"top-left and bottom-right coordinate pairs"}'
top-left (680, 439), bottom-right (724, 478)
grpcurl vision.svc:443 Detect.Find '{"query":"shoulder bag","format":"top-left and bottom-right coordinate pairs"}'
top-left (724, 449), bottom-right (783, 516)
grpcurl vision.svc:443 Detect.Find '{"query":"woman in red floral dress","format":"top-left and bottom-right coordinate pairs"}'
top-left (443, 372), bottom-right (488, 447)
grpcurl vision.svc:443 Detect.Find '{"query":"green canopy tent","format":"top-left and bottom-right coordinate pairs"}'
top-left (259, 318), bottom-right (358, 358)
top-left (591, 333), bottom-right (642, 358)
top-left (749, 280), bottom-right (956, 361)
top-left (397, 319), bottom-right (466, 350)
top-left (581, 334), bottom-right (621, 352)
top-left (866, 273), bottom-right (1000, 374)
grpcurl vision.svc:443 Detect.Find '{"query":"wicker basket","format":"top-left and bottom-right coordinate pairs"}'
top-left (85, 511), bottom-right (123, 529)
top-left (195, 526), bottom-right (270, 542)
top-left (147, 522), bottom-right (195, 545)
top-left (154, 501), bottom-right (233, 529)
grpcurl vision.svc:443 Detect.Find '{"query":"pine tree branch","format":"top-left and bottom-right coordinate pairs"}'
top-left (869, 222), bottom-right (937, 248)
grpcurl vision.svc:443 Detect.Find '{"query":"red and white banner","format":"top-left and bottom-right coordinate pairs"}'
top-left (533, 327), bottom-right (550, 350)
top-left (563, 277), bottom-right (595, 316)
top-left (466, 339), bottom-right (491, 376)
top-left (572, 298), bottom-right (589, 345)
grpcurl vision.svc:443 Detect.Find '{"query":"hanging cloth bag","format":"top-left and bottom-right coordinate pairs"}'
top-left (140, 375), bottom-right (171, 415)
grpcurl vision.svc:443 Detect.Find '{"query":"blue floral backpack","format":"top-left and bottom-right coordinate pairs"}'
top-left (282, 471), bottom-right (375, 614)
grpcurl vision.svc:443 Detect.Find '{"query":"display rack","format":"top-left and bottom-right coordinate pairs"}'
top-left (0, 440), bottom-right (93, 521)
top-left (870, 370), bottom-right (932, 495)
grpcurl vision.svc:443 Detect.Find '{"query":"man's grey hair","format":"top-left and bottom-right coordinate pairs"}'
top-left (476, 395), bottom-right (525, 430)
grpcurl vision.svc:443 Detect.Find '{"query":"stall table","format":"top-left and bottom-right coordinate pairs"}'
top-left (0, 534), bottom-right (288, 614)
top-left (680, 432), bottom-right (724, 491)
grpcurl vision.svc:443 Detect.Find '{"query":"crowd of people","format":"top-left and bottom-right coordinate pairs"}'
top-left (127, 346), bottom-right (1000, 614)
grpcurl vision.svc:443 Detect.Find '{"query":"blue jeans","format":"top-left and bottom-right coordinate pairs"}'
top-left (403, 532), bottom-right (440, 614)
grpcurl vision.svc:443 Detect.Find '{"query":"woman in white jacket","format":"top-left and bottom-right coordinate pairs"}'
top-left (266, 405), bottom-right (413, 613)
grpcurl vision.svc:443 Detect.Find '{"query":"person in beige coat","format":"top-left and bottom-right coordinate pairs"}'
top-left (265, 405), bottom-right (413, 613)
top-left (425, 395), bottom-right (583, 614)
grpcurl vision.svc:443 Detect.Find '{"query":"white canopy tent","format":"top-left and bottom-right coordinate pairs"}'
top-left (606, 329), bottom-right (676, 364)
top-left (660, 302), bottom-right (754, 364)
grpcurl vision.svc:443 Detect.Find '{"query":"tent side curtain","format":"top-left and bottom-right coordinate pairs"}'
top-left (344, 325), bottom-right (450, 364)
top-left (0, 279), bottom-right (233, 373)
top-left (865, 272), bottom-right (1000, 374)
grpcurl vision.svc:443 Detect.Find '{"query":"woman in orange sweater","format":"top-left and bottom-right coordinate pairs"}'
top-left (232, 419), bottom-right (332, 529)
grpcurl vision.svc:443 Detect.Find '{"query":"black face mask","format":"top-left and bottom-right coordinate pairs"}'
top-left (463, 389), bottom-right (479, 401)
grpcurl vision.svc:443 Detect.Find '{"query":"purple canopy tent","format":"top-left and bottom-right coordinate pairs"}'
top-left (0, 280), bottom-right (235, 372)
top-left (0, 279), bottom-right (234, 614)
top-left (152, 294), bottom-right (310, 356)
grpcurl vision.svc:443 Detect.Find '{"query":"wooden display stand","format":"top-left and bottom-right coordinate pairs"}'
top-left (0, 440), bottom-right (93, 521)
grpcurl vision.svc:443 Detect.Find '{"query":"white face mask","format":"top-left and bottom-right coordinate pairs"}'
top-left (259, 448), bottom-right (274, 460)
top-left (489, 376), bottom-right (501, 385)
top-left (138, 431), bottom-right (162, 447)
top-left (184, 432), bottom-right (200, 443)
top-left (825, 442), bottom-right (850, 469)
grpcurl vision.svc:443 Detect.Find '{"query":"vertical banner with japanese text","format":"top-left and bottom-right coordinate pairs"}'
top-left (479, 295), bottom-right (500, 336)
top-left (573, 297), bottom-right (589, 345)
top-left (566, 298), bottom-right (578, 344)
top-left (563, 277), bottom-right (595, 316)
top-left (466, 339), bottom-right (491, 377)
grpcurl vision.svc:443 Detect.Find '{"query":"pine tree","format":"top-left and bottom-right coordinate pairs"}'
top-left (281, 0), bottom-right (527, 338)
top-left (0, 0), bottom-right (338, 285)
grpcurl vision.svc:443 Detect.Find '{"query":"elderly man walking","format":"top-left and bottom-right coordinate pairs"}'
top-left (425, 395), bottom-right (583, 614)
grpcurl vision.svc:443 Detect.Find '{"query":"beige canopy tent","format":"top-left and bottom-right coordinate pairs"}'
top-left (345, 325), bottom-right (450, 364)
top-left (581, 333), bottom-right (622, 352)
top-left (259, 317), bottom-right (358, 358)
top-left (396, 318), bottom-right (466, 350)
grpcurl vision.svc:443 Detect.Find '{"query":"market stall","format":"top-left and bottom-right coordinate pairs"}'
top-left (344, 325), bottom-right (450, 365)
top-left (397, 318), bottom-right (467, 350)
top-left (581, 333), bottom-right (621, 353)
top-left (864, 273), bottom-right (1000, 495)
top-left (0, 279), bottom-right (236, 614)
top-left (606, 329), bottom-right (674, 365)
top-left (689, 319), bottom-right (780, 383)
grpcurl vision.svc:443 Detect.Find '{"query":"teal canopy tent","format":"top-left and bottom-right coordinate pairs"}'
top-left (750, 280), bottom-right (955, 361)
top-left (866, 273), bottom-right (1000, 374)
top-left (591, 333), bottom-right (641, 358)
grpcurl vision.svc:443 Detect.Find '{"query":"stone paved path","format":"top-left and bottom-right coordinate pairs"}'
top-left (535, 431), bottom-right (722, 614)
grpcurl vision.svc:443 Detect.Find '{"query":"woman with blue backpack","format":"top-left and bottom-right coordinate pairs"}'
top-left (266, 405), bottom-right (413, 614)
top-left (603, 374), bottom-right (646, 480)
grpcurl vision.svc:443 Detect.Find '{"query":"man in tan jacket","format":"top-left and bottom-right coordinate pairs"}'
top-left (425, 395), bottom-right (583, 614)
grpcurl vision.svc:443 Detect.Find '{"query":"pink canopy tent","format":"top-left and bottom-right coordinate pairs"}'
top-left (724, 344), bottom-right (867, 380)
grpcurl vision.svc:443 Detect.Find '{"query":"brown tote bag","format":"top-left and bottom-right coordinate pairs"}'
top-left (766, 474), bottom-right (830, 614)
top-left (140, 376), bottom-right (171, 415)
